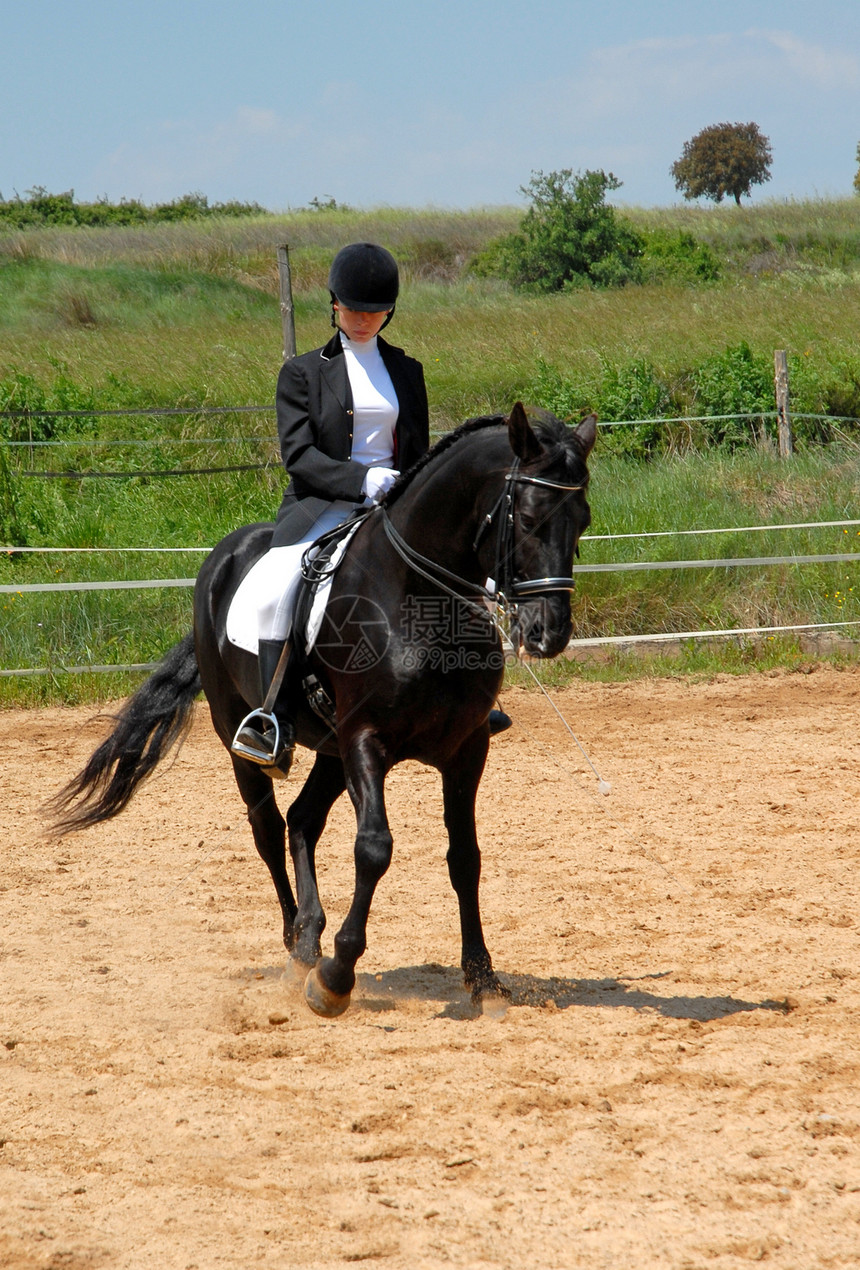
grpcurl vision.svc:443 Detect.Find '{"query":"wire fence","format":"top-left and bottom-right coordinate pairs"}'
top-left (2, 405), bottom-right (858, 480)
top-left (4, 535), bottom-right (859, 674)
top-left (3, 408), bottom-right (859, 676)
top-left (3, 549), bottom-right (860, 596)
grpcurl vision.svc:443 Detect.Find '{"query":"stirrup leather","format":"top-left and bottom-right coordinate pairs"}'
top-left (231, 708), bottom-right (288, 766)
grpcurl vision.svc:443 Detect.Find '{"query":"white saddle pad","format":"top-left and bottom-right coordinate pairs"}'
top-left (225, 524), bottom-right (361, 656)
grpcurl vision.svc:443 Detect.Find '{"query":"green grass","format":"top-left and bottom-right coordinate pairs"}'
top-left (2, 200), bottom-right (860, 704)
top-left (2, 445), bottom-right (858, 704)
top-left (625, 198), bottom-right (860, 274)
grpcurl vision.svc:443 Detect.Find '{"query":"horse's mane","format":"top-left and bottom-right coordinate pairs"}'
top-left (382, 414), bottom-right (505, 509)
top-left (382, 407), bottom-right (587, 510)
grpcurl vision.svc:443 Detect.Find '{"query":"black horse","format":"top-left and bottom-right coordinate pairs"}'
top-left (52, 403), bottom-right (595, 1016)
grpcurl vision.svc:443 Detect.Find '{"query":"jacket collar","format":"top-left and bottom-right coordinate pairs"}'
top-left (319, 331), bottom-right (344, 362)
top-left (320, 331), bottom-right (397, 361)
top-left (318, 332), bottom-right (406, 415)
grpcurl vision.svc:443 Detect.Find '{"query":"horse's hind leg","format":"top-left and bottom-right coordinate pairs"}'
top-left (442, 730), bottom-right (509, 1003)
top-left (230, 756), bottom-right (297, 951)
top-left (304, 736), bottom-right (392, 1017)
top-left (285, 753), bottom-right (346, 968)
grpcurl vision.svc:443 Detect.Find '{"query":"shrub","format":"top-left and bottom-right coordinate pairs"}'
top-left (690, 342), bottom-right (773, 447)
top-left (0, 188), bottom-right (267, 230)
top-left (593, 359), bottom-right (674, 456)
top-left (529, 356), bottom-right (672, 458)
top-left (638, 229), bottom-right (720, 284)
top-left (0, 366), bottom-right (99, 442)
top-left (480, 169), bottom-right (644, 292)
top-left (823, 364), bottom-right (860, 421)
top-left (529, 358), bottom-right (592, 421)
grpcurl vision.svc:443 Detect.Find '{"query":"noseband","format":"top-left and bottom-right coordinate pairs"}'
top-left (380, 458), bottom-right (586, 614)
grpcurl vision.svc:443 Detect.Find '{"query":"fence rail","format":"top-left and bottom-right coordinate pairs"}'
top-left (4, 620), bottom-right (860, 678)
top-left (4, 551), bottom-right (860, 597)
top-left (3, 404), bottom-right (859, 678)
top-left (5, 519), bottom-right (860, 554)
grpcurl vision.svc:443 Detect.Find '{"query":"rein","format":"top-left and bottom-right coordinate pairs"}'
top-left (300, 508), bottom-right (374, 584)
top-left (381, 512), bottom-right (494, 620)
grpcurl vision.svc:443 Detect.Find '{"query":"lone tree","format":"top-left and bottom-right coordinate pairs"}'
top-left (671, 122), bottom-right (772, 206)
top-left (854, 142), bottom-right (860, 195)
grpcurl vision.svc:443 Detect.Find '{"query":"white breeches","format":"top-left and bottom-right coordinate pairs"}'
top-left (258, 500), bottom-right (357, 641)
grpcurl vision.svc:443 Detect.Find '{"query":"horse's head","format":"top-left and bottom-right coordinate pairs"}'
top-left (504, 402), bottom-right (596, 658)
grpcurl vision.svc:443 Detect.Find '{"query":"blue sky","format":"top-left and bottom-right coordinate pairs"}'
top-left (4, 1), bottom-right (859, 210)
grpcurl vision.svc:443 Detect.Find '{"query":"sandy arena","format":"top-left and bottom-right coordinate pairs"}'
top-left (2, 665), bottom-right (860, 1269)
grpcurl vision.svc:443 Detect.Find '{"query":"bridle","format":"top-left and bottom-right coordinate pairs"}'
top-left (380, 457), bottom-right (587, 614)
top-left (477, 458), bottom-right (588, 600)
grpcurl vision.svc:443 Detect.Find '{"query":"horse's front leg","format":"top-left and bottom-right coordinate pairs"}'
top-left (442, 728), bottom-right (509, 1004)
top-left (304, 734), bottom-right (392, 1017)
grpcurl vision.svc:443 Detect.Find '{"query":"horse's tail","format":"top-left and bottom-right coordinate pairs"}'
top-left (48, 632), bottom-right (202, 834)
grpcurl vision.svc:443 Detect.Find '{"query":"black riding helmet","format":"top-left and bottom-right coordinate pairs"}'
top-left (329, 242), bottom-right (399, 329)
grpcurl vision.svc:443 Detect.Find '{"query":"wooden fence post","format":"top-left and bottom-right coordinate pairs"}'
top-left (774, 349), bottom-right (793, 458)
top-left (277, 244), bottom-right (297, 362)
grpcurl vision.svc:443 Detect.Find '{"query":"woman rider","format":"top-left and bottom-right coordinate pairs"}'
top-left (231, 242), bottom-right (510, 774)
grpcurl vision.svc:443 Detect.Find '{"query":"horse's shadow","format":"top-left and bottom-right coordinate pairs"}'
top-left (351, 962), bottom-right (792, 1023)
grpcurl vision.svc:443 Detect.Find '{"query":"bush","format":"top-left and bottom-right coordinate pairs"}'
top-left (530, 358), bottom-right (592, 422)
top-left (689, 342), bottom-right (831, 448)
top-left (528, 344), bottom-right (856, 457)
top-left (823, 364), bottom-right (860, 421)
top-left (529, 356), bottom-right (673, 458)
top-left (691, 341), bottom-right (773, 446)
top-left (0, 366), bottom-right (99, 442)
top-left (0, 188), bottom-right (267, 230)
top-left (638, 229), bottom-right (720, 284)
top-left (479, 169), bottom-right (644, 292)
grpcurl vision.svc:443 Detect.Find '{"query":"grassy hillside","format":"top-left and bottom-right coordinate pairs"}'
top-left (3, 199), bottom-right (860, 430)
top-left (1, 199), bottom-right (859, 702)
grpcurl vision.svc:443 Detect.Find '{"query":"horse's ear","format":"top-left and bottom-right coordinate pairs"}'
top-left (508, 402), bottom-right (543, 463)
top-left (573, 413), bottom-right (597, 458)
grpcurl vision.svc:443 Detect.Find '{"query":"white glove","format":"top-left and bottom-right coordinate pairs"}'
top-left (361, 466), bottom-right (399, 502)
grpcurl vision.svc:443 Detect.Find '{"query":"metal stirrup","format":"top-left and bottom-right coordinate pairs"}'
top-left (231, 709), bottom-right (286, 766)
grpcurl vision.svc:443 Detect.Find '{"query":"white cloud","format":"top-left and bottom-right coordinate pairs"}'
top-left (560, 28), bottom-right (860, 123)
top-left (749, 28), bottom-right (860, 89)
top-left (232, 106), bottom-right (281, 137)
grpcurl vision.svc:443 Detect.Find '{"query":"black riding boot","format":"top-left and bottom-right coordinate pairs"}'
top-left (489, 708), bottom-right (512, 736)
top-left (231, 637), bottom-right (296, 775)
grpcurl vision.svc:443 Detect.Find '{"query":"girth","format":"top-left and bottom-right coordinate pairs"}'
top-left (292, 510), bottom-right (371, 730)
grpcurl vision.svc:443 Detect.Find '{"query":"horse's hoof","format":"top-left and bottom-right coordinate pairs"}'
top-left (469, 976), bottom-right (512, 1012)
top-left (304, 965), bottom-right (351, 1017)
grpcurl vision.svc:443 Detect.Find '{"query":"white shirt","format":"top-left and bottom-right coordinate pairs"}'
top-left (340, 333), bottom-right (399, 467)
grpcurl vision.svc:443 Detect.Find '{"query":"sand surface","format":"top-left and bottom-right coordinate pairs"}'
top-left (2, 665), bottom-right (860, 1269)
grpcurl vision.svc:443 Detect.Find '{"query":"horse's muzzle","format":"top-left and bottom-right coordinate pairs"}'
top-left (511, 597), bottom-right (572, 659)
